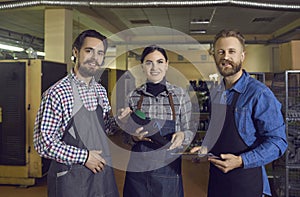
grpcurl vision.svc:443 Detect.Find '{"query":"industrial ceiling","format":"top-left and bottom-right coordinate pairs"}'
top-left (0, 0), bottom-right (299, 59)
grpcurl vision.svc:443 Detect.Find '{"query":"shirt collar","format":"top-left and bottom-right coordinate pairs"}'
top-left (231, 69), bottom-right (249, 93)
top-left (70, 68), bottom-right (96, 87)
top-left (219, 69), bottom-right (249, 94)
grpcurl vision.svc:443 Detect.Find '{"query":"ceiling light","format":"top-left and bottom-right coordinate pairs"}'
top-left (0, 43), bottom-right (24, 52)
top-left (190, 30), bottom-right (207, 34)
top-left (106, 46), bottom-right (116, 53)
top-left (252, 17), bottom-right (275, 23)
top-left (37, 51), bottom-right (45, 56)
top-left (190, 19), bottom-right (210, 25)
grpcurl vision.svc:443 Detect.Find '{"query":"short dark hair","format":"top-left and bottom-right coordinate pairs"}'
top-left (140, 45), bottom-right (168, 63)
top-left (72, 29), bottom-right (108, 52)
top-left (212, 29), bottom-right (245, 51)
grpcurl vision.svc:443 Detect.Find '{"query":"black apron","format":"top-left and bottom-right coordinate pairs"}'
top-left (47, 79), bottom-right (119, 197)
top-left (123, 93), bottom-right (183, 197)
top-left (208, 92), bottom-right (262, 197)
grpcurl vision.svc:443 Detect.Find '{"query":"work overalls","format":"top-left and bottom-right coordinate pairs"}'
top-left (209, 92), bottom-right (262, 197)
top-left (123, 93), bottom-right (183, 197)
top-left (47, 78), bottom-right (119, 197)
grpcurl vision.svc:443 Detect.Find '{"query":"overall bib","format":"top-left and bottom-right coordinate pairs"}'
top-left (47, 79), bottom-right (119, 197)
top-left (208, 92), bottom-right (262, 197)
top-left (123, 94), bottom-right (183, 197)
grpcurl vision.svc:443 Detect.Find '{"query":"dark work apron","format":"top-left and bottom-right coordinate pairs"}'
top-left (123, 93), bottom-right (183, 197)
top-left (208, 92), bottom-right (262, 197)
top-left (47, 78), bottom-right (119, 197)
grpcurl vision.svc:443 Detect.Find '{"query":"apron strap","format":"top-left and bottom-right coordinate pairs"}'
top-left (167, 92), bottom-right (176, 121)
top-left (137, 94), bottom-right (144, 110)
top-left (68, 74), bottom-right (83, 116)
top-left (231, 91), bottom-right (240, 107)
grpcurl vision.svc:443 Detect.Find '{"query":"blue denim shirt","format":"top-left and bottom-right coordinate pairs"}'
top-left (211, 70), bottom-right (287, 196)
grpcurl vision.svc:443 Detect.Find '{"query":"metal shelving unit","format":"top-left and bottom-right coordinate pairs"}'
top-left (187, 80), bottom-right (216, 150)
top-left (270, 70), bottom-right (300, 197)
top-left (249, 72), bottom-right (266, 84)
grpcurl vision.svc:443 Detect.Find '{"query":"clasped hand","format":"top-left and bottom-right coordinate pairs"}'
top-left (190, 146), bottom-right (243, 173)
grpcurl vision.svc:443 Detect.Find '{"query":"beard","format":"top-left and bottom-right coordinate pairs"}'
top-left (78, 59), bottom-right (102, 78)
top-left (216, 59), bottom-right (242, 77)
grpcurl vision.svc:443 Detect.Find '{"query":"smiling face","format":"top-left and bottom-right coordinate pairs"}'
top-left (213, 36), bottom-right (245, 79)
top-left (142, 50), bottom-right (169, 83)
top-left (73, 37), bottom-right (105, 82)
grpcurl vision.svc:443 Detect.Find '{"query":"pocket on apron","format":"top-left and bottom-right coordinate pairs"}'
top-left (150, 173), bottom-right (183, 197)
top-left (55, 164), bottom-right (91, 197)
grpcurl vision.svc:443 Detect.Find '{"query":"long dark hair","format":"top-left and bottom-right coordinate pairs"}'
top-left (72, 29), bottom-right (108, 52)
top-left (140, 45), bottom-right (168, 63)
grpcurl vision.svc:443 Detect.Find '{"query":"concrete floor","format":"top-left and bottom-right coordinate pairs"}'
top-left (0, 131), bottom-right (210, 197)
top-left (0, 159), bottom-right (209, 197)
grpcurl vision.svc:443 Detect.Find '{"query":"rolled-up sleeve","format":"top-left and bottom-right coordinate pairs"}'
top-left (241, 89), bottom-right (287, 169)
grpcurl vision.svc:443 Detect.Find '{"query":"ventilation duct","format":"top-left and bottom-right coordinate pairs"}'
top-left (0, 0), bottom-right (299, 11)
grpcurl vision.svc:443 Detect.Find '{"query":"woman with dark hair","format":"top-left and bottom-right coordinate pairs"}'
top-left (120, 45), bottom-right (194, 197)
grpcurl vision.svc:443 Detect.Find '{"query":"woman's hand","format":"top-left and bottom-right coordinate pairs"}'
top-left (168, 131), bottom-right (184, 150)
top-left (117, 107), bottom-right (132, 123)
top-left (190, 146), bottom-right (208, 154)
top-left (132, 127), bottom-right (152, 142)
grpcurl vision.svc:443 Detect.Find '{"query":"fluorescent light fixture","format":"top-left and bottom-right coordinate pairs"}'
top-left (190, 20), bottom-right (210, 25)
top-left (0, 43), bottom-right (24, 52)
top-left (37, 51), bottom-right (45, 56)
top-left (190, 30), bottom-right (207, 34)
top-left (106, 46), bottom-right (116, 53)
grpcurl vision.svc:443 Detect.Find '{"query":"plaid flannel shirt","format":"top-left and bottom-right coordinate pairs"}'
top-left (128, 81), bottom-right (194, 145)
top-left (33, 71), bottom-right (111, 165)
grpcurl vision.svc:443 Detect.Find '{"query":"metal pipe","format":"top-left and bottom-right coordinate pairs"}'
top-left (0, 0), bottom-right (299, 11)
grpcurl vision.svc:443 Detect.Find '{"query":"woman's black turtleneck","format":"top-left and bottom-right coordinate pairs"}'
top-left (146, 78), bottom-right (167, 97)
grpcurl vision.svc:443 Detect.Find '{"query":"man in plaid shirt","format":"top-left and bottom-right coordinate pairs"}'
top-left (33, 29), bottom-right (119, 197)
